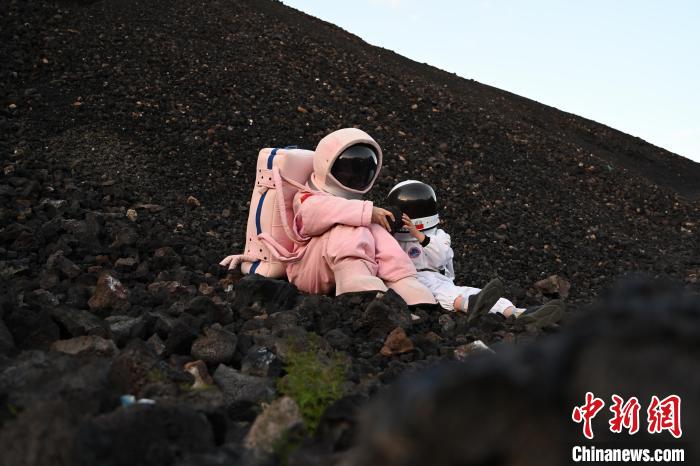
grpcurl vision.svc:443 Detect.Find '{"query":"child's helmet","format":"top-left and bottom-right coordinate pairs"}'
top-left (387, 180), bottom-right (439, 239)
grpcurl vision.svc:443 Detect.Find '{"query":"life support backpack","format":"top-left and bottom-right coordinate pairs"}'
top-left (224, 147), bottom-right (314, 278)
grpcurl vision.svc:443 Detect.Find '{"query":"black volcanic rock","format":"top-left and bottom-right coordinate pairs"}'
top-left (5, 306), bottom-right (60, 350)
top-left (105, 315), bottom-right (148, 346)
top-left (184, 295), bottom-right (232, 326)
top-left (73, 404), bottom-right (215, 466)
top-left (346, 279), bottom-right (700, 466)
top-left (51, 306), bottom-right (109, 339)
top-left (163, 315), bottom-right (201, 357)
top-left (213, 364), bottom-right (276, 405)
top-left (353, 290), bottom-right (412, 340)
top-left (233, 274), bottom-right (299, 312)
top-left (0, 352), bottom-right (115, 466)
top-left (0, 318), bottom-right (15, 354)
top-left (241, 345), bottom-right (283, 378)
top-left (152, 247), bottom-right (181, 271)
top-left (191, 325), bottom-right (238, 365)
top-left (107, 341), bottom-right (189, 397)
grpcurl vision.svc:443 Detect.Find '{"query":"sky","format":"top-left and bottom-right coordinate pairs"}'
top-left (282, 0), bottom-right (700, 163)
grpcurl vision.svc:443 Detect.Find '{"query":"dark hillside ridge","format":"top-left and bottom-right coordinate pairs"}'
top-left (256, 0), bottom-right (700, 200)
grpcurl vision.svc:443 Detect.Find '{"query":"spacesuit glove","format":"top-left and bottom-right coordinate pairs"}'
top-left (219, 254), bottom-right (258, 271)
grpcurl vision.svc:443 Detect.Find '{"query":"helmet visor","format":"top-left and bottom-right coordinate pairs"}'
top-left (387, 181), bottom-right (438, 221)
top-left (330, 144), bottom-right (378, 191)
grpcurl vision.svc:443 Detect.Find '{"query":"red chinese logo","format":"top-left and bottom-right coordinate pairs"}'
top-left (572, 392), bottom-right (606, 439)
top-left (647, 395), bottom-right (682, 438)
top-left (572, 393), bottom-right (682, 439)
top-left (609, 395), bottom-right (641, 435)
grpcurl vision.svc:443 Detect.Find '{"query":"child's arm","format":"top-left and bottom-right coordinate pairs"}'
top-left (421, 229), bottom-right (454, 270)
top-left (402, 214), bottom-right (453, 269)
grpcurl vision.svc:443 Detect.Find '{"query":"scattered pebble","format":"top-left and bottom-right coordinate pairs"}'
top-left (380, 327), bottom-right (414, 357)
top-left (186, 195), bottom-right (200, 208)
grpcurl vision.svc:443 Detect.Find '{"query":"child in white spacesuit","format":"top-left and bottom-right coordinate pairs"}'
top-left (387, 180), bottom-right (564, 326)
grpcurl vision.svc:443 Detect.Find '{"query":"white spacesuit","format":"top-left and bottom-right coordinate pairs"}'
top-left (388, 180), bottom-right (517, 314)
top-left (395, 227), bottom-right (516, 313)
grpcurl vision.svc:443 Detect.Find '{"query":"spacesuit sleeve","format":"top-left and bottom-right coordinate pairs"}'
top-left (422, 229), bottom-right (453, 270)
top-left (292, 192), bottom-right (373, 237)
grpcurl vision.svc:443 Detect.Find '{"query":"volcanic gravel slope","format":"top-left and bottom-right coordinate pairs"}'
top-left (1, 0), bottom-right (700, 465)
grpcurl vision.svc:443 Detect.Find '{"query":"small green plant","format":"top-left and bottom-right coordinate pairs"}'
top-left (6, 402), bottom-right (18, 418)
top-left (277, 336), bottom-right (348, 435)
top-left (146, 367), bottom-right (166, 383)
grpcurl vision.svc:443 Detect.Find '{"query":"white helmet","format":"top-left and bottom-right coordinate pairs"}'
top-left (309, 128), bottom-right (382, 199)
top-left (387, 180), bottom-right (439, 240)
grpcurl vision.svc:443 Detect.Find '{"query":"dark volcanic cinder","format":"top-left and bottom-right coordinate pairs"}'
top-left (1, 0), bottom-right (699, 465)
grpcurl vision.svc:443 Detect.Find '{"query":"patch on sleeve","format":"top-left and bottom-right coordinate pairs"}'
top-left (408, 246), bottom-right (422, 258)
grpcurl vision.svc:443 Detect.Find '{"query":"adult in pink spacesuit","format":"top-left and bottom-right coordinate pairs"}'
top-left (283, 128), bottom-right (436, 305)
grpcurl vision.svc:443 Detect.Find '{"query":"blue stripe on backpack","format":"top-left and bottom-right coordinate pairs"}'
top-left (251, 148), bottom-right (280, 274)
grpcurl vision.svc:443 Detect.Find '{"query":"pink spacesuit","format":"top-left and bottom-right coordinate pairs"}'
top-left (222, 128), bottom-right (435, 306)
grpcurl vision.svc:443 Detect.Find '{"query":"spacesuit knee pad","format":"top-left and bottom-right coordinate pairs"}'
top-left (385, 276), bottom-right (437, 306)
top-left (333, 260), bottom-right (387, 295)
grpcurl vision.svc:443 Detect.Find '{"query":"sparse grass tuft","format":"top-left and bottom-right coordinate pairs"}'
top-left (146, 367), bottom-right (166, 383)
top-left (277, 336), bottom-right (348, 435)
top-left (6, 402), bottom-right (18, 418)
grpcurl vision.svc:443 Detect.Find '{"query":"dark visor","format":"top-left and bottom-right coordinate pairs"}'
top-left (330, 144), bottom-right (378, 191)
